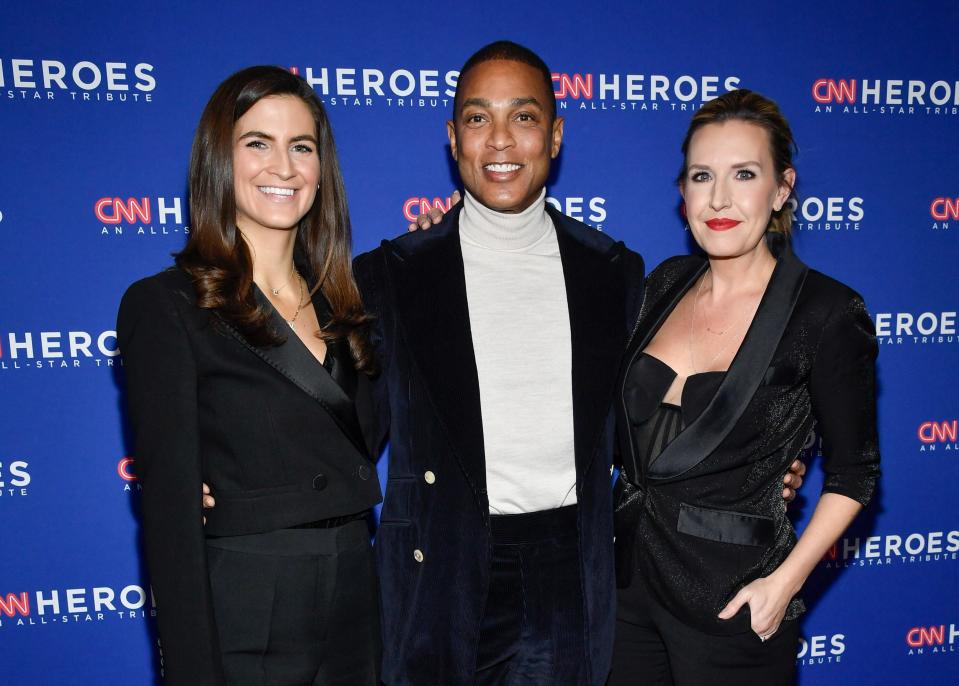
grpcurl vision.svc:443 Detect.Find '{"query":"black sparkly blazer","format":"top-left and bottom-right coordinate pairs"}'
top-left (614, 236), bottom-right (880, 635)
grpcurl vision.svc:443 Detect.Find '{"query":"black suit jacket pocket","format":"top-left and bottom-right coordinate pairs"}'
top-left (677, 503), bottom-right (775, 547)
top-left (761, 364), bottom-right (800, 387)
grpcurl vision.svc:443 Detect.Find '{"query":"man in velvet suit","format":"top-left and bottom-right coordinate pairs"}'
top-left (354, 42), bottom-right (645, 685)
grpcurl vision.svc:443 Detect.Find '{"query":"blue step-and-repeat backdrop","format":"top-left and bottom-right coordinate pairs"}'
top-left (1, 2), bottom-right (957, 684)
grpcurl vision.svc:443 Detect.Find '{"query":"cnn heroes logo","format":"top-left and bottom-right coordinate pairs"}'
top-left (797, 633), bottom-right (846, 667)
top-left (812, 78), bottom-right (959, 116)
top-left (821, 529), bottom-right (959, 569)
top-left (293, 65), bottom-right (456, 109)
top-left (96, 196), bottom-right (189, 238)
top-left (0, 584), bottom-right (154, 628)
top-left (292, 65), bottom-right (741, 114)
top-left (1, 58), bottom-right (155, 103)
top-left (906, 622), bottom-right (959, 656)
top-left (873, 311), bottom-right (957, 346)
top-left (788, 196), bottom-right (864, 232)
top-left (0, 460), bottom-right (30, 497)
top-left (552, 73), bottom-right (740, 113)
top-left (0, 330), bottom-right (119, 370)
top-left (402, 195), bottom-right (608, 230)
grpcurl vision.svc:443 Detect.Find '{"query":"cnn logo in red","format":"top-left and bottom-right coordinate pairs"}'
top-left (812, 79), bottom-right (857, 104)
top-left (918, 420), bottom-right (958, 444)
top-left (402, 196), bottom-right (454, 222)
top-left (906, 623), bottom-right (958, 647)
top-left (94, 197), bottom-right (184, 224)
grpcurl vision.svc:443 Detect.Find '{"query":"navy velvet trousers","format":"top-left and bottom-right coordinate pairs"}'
top-left (475, 505), bottom-right (588, 686)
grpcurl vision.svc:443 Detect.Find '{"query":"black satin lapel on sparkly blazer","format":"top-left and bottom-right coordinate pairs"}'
top-left (550, 206), bottom-right (631, 480)
top-left (630, 258), bottom-right (709, 359)
top-left (647, 246), bottom-right (809, 480)
top-left (381, 203), bottom-right (488, 496)
top-left (218, 286), bottom-right (370, 460)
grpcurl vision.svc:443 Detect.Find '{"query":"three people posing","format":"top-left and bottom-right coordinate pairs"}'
top-left (119, 41), bottom-right (877, 686)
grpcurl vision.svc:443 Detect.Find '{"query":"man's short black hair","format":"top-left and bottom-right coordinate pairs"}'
top-left (453, 40), bottom-right (556, 120)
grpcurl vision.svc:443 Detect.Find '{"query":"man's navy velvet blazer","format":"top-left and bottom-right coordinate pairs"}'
top-left (354, 202), bottom-right (645, 686)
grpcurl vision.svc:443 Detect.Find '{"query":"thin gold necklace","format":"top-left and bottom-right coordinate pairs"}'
top-left (689, 270), bottom-right (753, 374)
top-left (267, 264), bottom-right (296, 296)
top-left (285, 274), bottom-right (306, 331)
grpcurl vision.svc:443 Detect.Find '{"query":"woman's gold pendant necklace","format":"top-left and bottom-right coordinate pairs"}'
top-left (286, 274), bottom-right (305, 331)
top-left (689, 270), bottom-right (753, 373)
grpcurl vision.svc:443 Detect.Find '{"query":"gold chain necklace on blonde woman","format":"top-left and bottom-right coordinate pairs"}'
top-left (689, 269), bottom-right (754, 374)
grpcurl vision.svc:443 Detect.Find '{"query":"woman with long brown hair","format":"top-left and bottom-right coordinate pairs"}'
top-left (609, 89), bottom-right (880, 684)
top-left (118, 65), bottom-right (381, 685)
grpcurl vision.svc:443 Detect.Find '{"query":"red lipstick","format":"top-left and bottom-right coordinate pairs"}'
top-left (705, 218), bottom-right (742, 231)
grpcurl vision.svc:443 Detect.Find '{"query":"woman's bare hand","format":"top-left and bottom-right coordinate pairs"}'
top-left (407, 190), bottom-right (461, 231)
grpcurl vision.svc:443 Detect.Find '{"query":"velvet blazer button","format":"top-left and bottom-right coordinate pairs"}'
top-left (312, 474), bottom-right (328, 491)
top-left (358, 465), bottom-right (372, 480)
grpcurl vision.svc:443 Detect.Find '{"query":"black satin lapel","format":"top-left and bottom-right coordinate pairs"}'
top-left (311, 289), bottom-right (359, 401)
top-left (552, 211), bottom-right (630, 479)
top-left (648, 250), bottom-right (809, 480)
top-left (220, 288), bottom-right (370, 460)
top-left (625, 259), bottom-right (707, 366)
top-left (382, 205), bottom-right (488, 495)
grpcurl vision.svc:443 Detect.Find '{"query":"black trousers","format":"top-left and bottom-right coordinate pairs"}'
top-left (608, 575), bottom-right (798, 686)
top-left (475, 505), bottom-right (588, 686)
top-left (205, 520), bottom-right (381, 686)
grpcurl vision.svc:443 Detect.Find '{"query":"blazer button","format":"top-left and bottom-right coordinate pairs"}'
top-left (358, 465), bottom-right (372, 480)
top-left (424, 470), bottom-right (436, 484)
top-left (312, 474), bottom-right (328, 491)
top-left (413, 549), bottom-right (424, 563)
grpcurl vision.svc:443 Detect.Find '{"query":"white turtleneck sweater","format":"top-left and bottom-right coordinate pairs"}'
top-left (460, 190), bottom-right (576, 515)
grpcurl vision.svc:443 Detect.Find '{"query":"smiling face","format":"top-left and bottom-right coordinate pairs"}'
top-left (681, 119), bottom-right (795, 259)
top-left (447, 59), bottom-right (563, 213)
top-left (232, 95), bottom-right (320, 236)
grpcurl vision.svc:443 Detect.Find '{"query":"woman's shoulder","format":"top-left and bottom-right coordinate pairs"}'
top-left (645, 254), bottom-right (704, 294)
top-left (801, 268), bottom-right (869, 314)
top-left (123, 267), bottom-right (196, 306)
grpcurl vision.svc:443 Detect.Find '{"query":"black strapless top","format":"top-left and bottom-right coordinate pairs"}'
top-left (622, 354), bottom-right (725, 480)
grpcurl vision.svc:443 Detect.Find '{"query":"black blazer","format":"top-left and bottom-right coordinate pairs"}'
top-left (117, 268), bottom-right (382, 685)
top-left (614, 237), bottom-right (880, 635)
top-left (354, 202), bottom-right (645, 686)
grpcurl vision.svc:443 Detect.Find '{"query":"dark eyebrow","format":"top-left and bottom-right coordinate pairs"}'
top-left (238, 130), bottom-right (274, 141)
top-left (461, 97), bottom-right (492, 109)
top-left (510, 97), bottom-right (543, 108)
top-left (238, 131), bottom-right (318, 145)
top-left (460, 96), bottom-right (544, 109)
top-left (688, 161), bottom-right (762, 171)
top-left (290, 134), bottom-right (318, 144)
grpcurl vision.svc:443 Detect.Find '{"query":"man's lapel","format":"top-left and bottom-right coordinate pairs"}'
top-left (551, 207), bottom-right (631, 483)
top-left (381, 204), bottom-right (488, 497)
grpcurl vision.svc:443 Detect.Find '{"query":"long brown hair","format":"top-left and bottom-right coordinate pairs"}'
top-left (175, 65), bottom-right (374, 373)
top-left (677, 88), bottom-right (798, 236)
